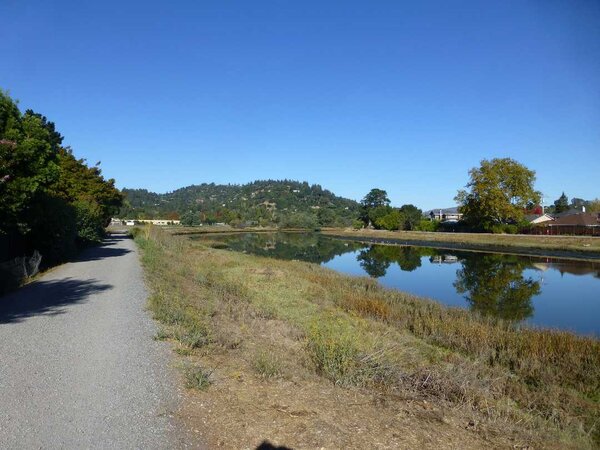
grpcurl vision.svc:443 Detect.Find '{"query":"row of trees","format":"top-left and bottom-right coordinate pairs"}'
top-left (358, 188), bottom-right (426, 231)
top-left (360, 157), bottom-right (598, 234)
top-left (550, 192), bottom-right (599, 214)
top-left (0, 91), bottom-right (122, 267)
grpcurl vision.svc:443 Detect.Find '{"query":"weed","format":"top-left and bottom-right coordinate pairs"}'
top-left (177, 323), bottom-right (212, 349)
top-left (253, 350), bottom-right (282, 379)
top-left (184, 364), bottom-right (213, 390)
top-left (154, 327), bottom-right (173, 341)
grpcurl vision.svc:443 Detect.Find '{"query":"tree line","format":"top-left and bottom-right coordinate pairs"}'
top-left (120, 180), bottom-right (360, 228)
top-left (360, 157), bottom-right (598, 234)
top-left (0, 91), bottom-right (123, 270)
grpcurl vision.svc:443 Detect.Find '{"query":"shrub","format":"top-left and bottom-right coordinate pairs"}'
top-left (73, 200), bottom-right (105, 244)
top-left (306, 316), bottom-right (361, 385)
top-left (374, 210), bottom-right (403, 231)
top-left (352, 219), bottom-right (364, 230)
top-left (415, 219), bottom-right (439, 232)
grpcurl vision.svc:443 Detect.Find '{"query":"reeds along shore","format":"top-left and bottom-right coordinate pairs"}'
top-left (134, 226), bottom-right (600, 449)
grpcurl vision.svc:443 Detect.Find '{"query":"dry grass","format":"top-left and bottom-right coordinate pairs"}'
top-left (323, 227), bottom-right (600, 258)
top-left (134, 226), bottom-right (599, 449)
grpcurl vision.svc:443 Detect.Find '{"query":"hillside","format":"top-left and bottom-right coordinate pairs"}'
top-left (119, 180), bottom-right (360, 227)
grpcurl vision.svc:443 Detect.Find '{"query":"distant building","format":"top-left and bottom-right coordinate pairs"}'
top-left (549, 213), bottom-right (599, 227)
top-left (553, 206), bottom-right (587, 218)
top-left (136, 219), bottom-right (181, 226)
top-left (426, 207), bottom-right (463, 222)
top-left (524, 213), bottom-right (554, 224)
top-left (116, 219), bottom-right (181, 226)
top-left (532, 213), bottom-right (600, 236)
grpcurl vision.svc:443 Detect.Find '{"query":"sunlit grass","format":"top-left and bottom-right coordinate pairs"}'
top-left (134, 225), bottom-right (600, 448)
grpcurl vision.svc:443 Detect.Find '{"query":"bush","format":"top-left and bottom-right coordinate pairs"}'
top-left (352, 219), bottom-right (364, 230)
top-left (278, 212), bottom-right (319, 229)
top-left (374, 210), bottom-right (403, 231)
top-left (74, 200), bottom-right (105, 244)
top-left (415, 219), bottom-right (439, 232)
top-left (489, 223), bottom-right (519, 234)
top-left (306, 317), bottom-right (361, 385)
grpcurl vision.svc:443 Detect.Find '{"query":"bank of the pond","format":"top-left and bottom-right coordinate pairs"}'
top-left (167, 226), bottom-right (306, 236)
top-left (134, 226), bottom-right (599, 449)
top-left (322, 228), bottom-right (600, 261)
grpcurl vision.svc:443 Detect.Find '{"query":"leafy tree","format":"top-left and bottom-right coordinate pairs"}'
top-left (180, 211), bottom-right (200, 226)
top-left (415, 219), bottom-right (439, 232)
top-left (360, 188), bottom-right (391, 226)
top-left (553, 192), bottom-right (569, 213)
top-left (587, 198), bottom-right (600, 213)
top-left (399, 204), bottom-right (422, 230)
top-left (279, 212), bottom-right (319, 229)
top-left (455, 158), bottom-right (541, 231)
top-left (361, 188), bottom-right (390, 209)
top-left (0, 92), bottom-right (60, 234)
top-left (0, 91), bottom-right (123, 266)
top-left (374, 210), bottom-right (403, 231)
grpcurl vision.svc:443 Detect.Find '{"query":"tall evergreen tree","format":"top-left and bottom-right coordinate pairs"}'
top-left (553, 192), bottom-right (569, 213)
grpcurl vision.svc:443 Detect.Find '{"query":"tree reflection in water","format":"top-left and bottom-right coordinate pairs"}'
top-left (454, 254), bottom-right (540, 322)
top-left (356, 245), bottom-right (427, 277)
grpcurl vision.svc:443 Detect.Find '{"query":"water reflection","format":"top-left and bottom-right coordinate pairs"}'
top-left (191, 232), bottom-right (364, 264)
top-left (357, 246), bottom-right (425, 275)
top-left (189, 232), bottom-right (600, 334)
top-left (454, 254), bottom-right (540, 322)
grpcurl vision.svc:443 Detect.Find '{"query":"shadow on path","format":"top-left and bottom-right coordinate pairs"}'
top-left (74, 234), bottom-right (132, 262)
top-left (0, 277), bottom-right (112, 324)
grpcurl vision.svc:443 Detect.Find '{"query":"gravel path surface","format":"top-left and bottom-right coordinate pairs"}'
top-left (0, 233), bottom-right (200, 449)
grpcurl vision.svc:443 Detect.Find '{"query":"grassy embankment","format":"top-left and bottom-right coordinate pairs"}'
top-left (134, 226), bottom-right (599, 449)
top-left (323, 227), bottom-right (600, 259)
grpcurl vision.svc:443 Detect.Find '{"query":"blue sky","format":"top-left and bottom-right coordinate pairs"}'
top-left (1, 1), bottom-right (598, 209)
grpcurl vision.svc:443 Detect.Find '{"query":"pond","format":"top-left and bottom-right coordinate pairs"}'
top-left (190, 232), bottom-right (600, 336)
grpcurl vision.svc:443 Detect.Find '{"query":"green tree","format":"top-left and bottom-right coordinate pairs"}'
top-left (399, 204), bottom-right (422, 230)
top-left (455, 158), bottom-right (541, 231)
top-left (180, 211), bottom-right (200, 226)
top-left (1, 91), bottom-right (123, 266)
top-left (374, 209), bottom-right (403, 231)
top-left (0, 92), bottom-right (60, 234)
top-left (361, 188), bottom-right (390, 209)
top-left (587, 198), bottom-right (600, 213)
top-left (553, 192), bottom-right (569, 213)
top-left (360, 188), bottom-right (390, 225)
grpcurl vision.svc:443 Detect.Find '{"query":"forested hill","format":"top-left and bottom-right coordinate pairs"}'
top-left (120, 180), bottom-right (360, 227)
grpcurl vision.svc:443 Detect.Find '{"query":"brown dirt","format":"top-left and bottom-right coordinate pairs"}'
top-left (173, 315), bottom-right (533, 449)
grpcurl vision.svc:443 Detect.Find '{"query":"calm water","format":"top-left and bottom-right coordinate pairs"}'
top-left (192, 232), bottom-right (600, 336)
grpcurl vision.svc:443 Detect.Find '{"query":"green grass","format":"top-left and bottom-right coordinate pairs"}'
top-left (134, 225), bottom-right (600, 448)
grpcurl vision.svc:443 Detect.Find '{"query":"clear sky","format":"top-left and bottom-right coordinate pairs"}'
top-left (1, 1), bottom-right (598, 209)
